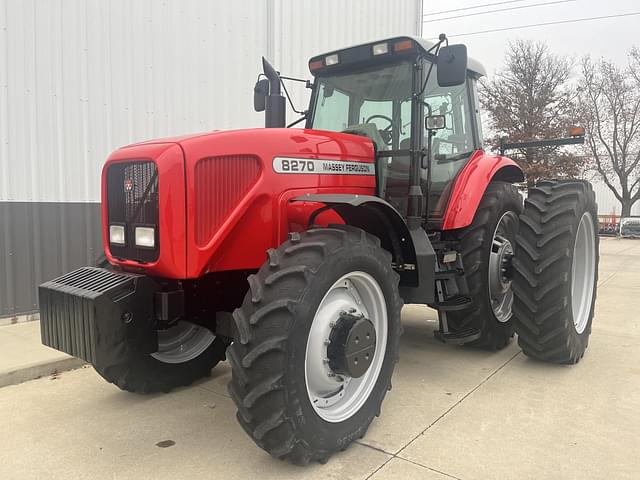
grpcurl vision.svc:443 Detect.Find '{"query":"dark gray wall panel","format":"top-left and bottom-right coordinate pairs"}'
top-left (0, 202), bottom-right (102, 317)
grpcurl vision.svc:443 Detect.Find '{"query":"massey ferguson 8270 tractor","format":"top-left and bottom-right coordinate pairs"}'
top-left (39, 36), bottom-right (598, 465)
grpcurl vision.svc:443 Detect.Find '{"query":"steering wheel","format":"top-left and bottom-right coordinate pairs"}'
top-left (364, 114), bottom-right (394, 145)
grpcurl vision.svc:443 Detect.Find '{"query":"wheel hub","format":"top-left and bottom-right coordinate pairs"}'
top-left (327, 310), bottom-right (377, 379)
top-left (150, 321), bottom-right (215, 364)
top-left (490, 238), bottom-right (514, 295)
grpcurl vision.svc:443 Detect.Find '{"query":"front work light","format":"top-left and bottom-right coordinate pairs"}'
top-left (325, 54), bottom-right (339, 66)
top-left (135, 227), bottom-right (155, 248)
top-left (372, 43), bottom-right (389, 55)
top-left (109, 225), bottom-right (125, 245)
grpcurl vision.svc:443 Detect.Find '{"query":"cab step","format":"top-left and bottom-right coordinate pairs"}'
top-left (434, 328), bottom-right (481, 345)
top-left (432, 295), bottom-right (472, 312)
top-left (434, 268), bottom-right (464, 281)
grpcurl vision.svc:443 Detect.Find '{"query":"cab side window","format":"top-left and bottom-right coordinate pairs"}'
top-left (425, 84), bottom-right (474, 159)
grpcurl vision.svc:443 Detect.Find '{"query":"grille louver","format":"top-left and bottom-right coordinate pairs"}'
top-left (194, 155), bottom-right (262, 246)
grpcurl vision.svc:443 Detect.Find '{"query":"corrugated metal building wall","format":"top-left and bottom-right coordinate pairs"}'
top-left (0, 0), bottom-right (422, 317)
top-left (590, 177), bottom-right (640, 217)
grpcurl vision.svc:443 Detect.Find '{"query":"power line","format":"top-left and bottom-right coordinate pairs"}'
top-left (423, 0), bottom-right (529, 17)
top-left (423, 0), bottom-right (575, 23)
top-left (425, 12), bottom-right (640, 39)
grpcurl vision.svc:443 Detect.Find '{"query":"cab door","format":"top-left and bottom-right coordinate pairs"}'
top-left (423, 73), bottom-right (483, 226)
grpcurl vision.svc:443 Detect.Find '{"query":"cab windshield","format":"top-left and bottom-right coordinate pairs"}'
top-left (310, 62), bottom-right (413, 150)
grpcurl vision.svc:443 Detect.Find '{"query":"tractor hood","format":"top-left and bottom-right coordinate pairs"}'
top-left (103, 128), bottom-right (376, 279)
top-left (178, 128), bottom-right (376, 277)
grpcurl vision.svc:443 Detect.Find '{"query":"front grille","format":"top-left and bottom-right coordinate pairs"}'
top-left (107, 161), bottom-right (159, 262)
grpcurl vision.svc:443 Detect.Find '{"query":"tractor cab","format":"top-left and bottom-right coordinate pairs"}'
top-left (304, 37), bottom-right (486, 225)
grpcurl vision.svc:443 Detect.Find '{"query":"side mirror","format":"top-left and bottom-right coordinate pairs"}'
top-left (254, 78), bottom-right (269, 112)
top-left (425, 115), bottom-right (446, 130)
top-left (437, 45), bottom-right (468, 87)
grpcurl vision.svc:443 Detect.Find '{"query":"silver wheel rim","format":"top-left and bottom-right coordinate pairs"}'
top-left (305, 272), bottom-right (388, 423)
top-left (489, 211), bottom-right (518, 323)
top-left (150, 321), bottom-right (215, 364)
top-left (571, 212), bottom-right (596, 334)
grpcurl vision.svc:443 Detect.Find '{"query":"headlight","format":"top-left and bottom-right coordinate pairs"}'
top-left (135, 227), bottom-right (155, 248)
top-left (109, 225), bottom-right (125, 245)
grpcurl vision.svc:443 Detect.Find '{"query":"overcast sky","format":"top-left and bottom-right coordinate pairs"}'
top-left (421, 0), bottom-right (639, 76)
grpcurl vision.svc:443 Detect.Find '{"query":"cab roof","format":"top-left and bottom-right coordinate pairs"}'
top-left (309, 35), bottom-right (487, 78)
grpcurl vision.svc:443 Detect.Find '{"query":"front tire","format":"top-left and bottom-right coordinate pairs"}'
top-left (95, 322), bottom-right (228, 393)
top-left (512, 180), bottom-right (599, 364)
top-left (227, 226), bottom-right (402, 465)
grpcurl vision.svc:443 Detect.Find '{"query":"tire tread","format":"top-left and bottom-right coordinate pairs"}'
top-left (512, 179), bottom-right (599, 364)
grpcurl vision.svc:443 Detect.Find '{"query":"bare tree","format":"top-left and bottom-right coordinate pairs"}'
top-left (579, 50), bottom-right (640, 217)
top-left (480, 40), bottom-right (584, 183)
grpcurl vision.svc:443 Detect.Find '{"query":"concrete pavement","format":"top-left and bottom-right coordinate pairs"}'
top-left (0, 321), bottom-right (84, 388)
top-left (0, 237), bottom-right (638, 479)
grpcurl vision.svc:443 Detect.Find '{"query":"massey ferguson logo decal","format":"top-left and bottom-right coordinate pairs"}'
top-left (124, 179), bottom-right (134, 192)
top-left (272, 157), bottom-right (375, 175)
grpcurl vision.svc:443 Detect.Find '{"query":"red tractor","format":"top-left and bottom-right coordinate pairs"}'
top-left (39, 36), bottom-right (598, 465)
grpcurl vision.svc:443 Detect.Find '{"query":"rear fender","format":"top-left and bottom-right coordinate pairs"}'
top-left (291, 194), bottom-right (435, 303)
top-left (441, 151), bottom-right (524, 230)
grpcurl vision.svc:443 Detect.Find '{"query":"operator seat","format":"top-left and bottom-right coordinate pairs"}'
top-left (342, 123), bottom-right (388, 151)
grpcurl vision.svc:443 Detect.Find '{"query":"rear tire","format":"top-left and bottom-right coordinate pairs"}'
top-left (512, 180), bottom-right (599, 364)
top-left (227, 226), bottom-right (402, 465)
top-left (445, 181), bottom-right (523, 350)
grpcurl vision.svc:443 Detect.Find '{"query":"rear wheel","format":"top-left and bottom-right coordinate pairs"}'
top-left (227, 226), bottom-right (402, 465)
top-left (446, 181), bottom-right (523, 349)
top-left (512, 179), bottom-right (598, 364)
top-left (95, 321), bottom-right (228, 393)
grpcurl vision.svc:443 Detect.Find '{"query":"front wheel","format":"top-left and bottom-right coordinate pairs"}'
top-left (94, 321), bottom-right (228, 393)
top-left (227, 226), bottom-right (402, 465)
top-left (512, 180), bottom-right (599, 364)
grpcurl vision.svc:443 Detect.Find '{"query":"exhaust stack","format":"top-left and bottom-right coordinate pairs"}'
top-left (262, 57), bottom-right (286, 128)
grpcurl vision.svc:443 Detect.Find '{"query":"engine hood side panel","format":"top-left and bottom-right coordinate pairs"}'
top-left (180, 128), bottom-right (376, 277)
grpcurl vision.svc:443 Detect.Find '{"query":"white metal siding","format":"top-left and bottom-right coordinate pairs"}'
top-left (0, 0), bottom-right (422, 203)
top-left (591, 177), bottom-right (640, 216)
